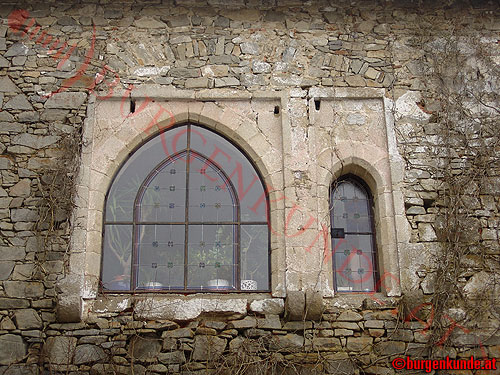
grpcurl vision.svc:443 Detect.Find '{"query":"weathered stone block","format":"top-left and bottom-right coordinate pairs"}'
top-left (158, 351), bottom-right (186, 364)
top-left (337, 310), bottom-right (363, 322)
top-left (0, 157), bottom-right (13, 169)
top-left (161, 328), bottom-right (193, 338)
top-left (305, 290), bottom-right (324, 321)
top-left (134, 17), bottom-right (166, 28)
top-left (44, 336), bottom-right (77, 365)
top-left (0, 297), bottom-right (30, 309)
top-left (203, 321), bottom-right (226, 330)
top-left (244, 328), bottom-right (270, 338)
top-left (73, 344), bottom-right (107, 365)
top-left (0, 76), bottom-right (20, 93)
top-left (240, 42), bottom-right (259, 54)
top-left (185, 77), bottom-right (209, 88)
top-left (257, 314), bottom-right (281, 330)
top-left (334, 328), bottom-right (354, 336)
top-left (269, 334), bottom-right (304, 351)
top-left (4, 94), bottom-right (33, 110)
top-left (331, 321), bottom-right (360, 330)
top-left (192, 335), bottom-right (226, 360)
top-left (4, 281), bottom-right (44, 298)
top-left (129, 335), bottom-right (161, 362)
top-left (9, 179), bottom-right (30, 197)
top-left (14, 309), bottom-right (42, 329)
top-left (346, 337), bottom-right (373, 352)
top-left (311, 337), bottom-right (342, 351)
top-left (285, 291), bottom-right (305, 321)
top-left (375, 340), bottom-right (406, 355)
top-left (325, 359), bottom-right (356, 374)
top-left (228, 316), bottom-right (257, 329)
top-left (249, 298), bottom-right (284, 315)
top-left (0, 261), bottom-right (14, 280)
top-left (387, 329), bottom-right (413, 342)
top-left (44, 92), bottom-right (87, 109)
top-left (11, 134), bottom-right (60, 150)
top-left (283, 321), bottom-right (313, 331)
top-left (0, 334), bottom-right (26, 365)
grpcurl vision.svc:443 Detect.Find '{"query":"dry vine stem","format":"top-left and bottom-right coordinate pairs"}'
top-left (398, 19), bottom-right (500, 353)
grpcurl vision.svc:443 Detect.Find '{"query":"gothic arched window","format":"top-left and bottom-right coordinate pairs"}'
top-left (101, 124), bottom-right (269, 292)
top-left (330, 175), bottom-right (378, 292)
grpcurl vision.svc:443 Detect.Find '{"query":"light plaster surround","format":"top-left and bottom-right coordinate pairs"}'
top-left (65, 88), bottom-right (288, 320)
top-left (298, 87), bottom-right (407, 297)
top-left (61, 86), bottom-right (408, 320)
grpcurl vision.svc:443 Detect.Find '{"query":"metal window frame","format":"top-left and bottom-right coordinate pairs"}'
top-left (330, 174), bottom-right (380, 293)
top-left (100, 123), bottom-right (271, 294)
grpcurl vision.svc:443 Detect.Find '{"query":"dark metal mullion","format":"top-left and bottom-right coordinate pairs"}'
top-left (183, 125), bottom-right (191, 291)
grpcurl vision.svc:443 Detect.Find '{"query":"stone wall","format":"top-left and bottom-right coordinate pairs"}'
top-left (0, 0), bottom-right (499, 374)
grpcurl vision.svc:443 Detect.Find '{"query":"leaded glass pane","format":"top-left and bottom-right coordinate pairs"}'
top-left (187, 225), bottom-right (235, 289)
top-left (188, 153), bottom-right (236, 222)
top-left (331, 180), bottom-right (372, 233)
top-left (334, 247), bottom-right (375, 292)
top-left (138, 152), bottom-right (187, 222)
top-left (189, 126), bottom-right (267, 222)
top-left (241, 225), bottom-right (269, 290)
top-left (102, 124), bottom-right (270, 292)
top-left (101, 225), bottom-right (132, 290)
top-left (136, 225), bottom-right (185, 289)
top-left (106, 126), bottom-right (188, 222)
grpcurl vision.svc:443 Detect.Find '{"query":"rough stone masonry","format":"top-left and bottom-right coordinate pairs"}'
top-left (0, 1), bottom-right (499, 374)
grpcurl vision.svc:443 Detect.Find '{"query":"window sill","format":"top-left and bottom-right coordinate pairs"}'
top-left (325, 292), bottom-right (400, 311)
top-left (84, 292), bottom-right (280, 322)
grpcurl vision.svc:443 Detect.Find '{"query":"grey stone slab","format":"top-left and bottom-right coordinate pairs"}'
top-left (0, 334), bottom-right (26, 365)
top-left (4, 43), bottom-right (34, 57)
top-left (10, 208), bottom-right (39, 222)
top-left (268, 334), bottom-right (304, 351)
top-left (0, 246), bottom-right (26, 261)
top-left (192, 335), bottom-right (226, 361)
top-left (44, 336), bottom-right (77, 365)
top-left (0, 76), bottom-right (17, 93)
top-left (129, 335), bottom-right (161, 361)
top-left (4, 281), bottom-right (44, 298)
top-left (74, 344), bottom-right (107, 365)
top-left (11, 133), bottom-right (60, 149)
top-left (0, 261), bottom-right (14, 280)
top-left (240, 42), bottom-right (259, 54)
top-left (3, 94), bottom-right (33, 110)
top-left (0, 157), bottom-right (12, 169)
top-left (44, 92), bottom-right (87, 109)
top-left (14, 309), bottom-right (42, 330)
top-left (0, 298), bottom-right (30, 309)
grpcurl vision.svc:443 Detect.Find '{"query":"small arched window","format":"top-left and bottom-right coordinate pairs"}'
top-left (330, 175), bottom-right (378, 292)
top-left (101, 124), bottom-right (270, 292)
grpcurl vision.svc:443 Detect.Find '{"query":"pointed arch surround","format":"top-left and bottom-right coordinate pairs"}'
top-left (101, 124), bottom-right (270, 292)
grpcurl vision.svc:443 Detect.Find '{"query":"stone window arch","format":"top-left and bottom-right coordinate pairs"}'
top-left (101, 123), bottom-right (270, 293)
top-left (330, 175), bottom-right (379, 292)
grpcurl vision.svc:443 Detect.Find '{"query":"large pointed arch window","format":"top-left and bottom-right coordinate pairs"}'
top-left (330, 175), bottom-right (379, 292)
top-left (101, 124), bottom-right (269, 292)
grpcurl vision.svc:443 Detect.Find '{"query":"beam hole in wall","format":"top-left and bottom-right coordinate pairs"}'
top-left (130, 100), bottom-right (136, 114)
top-left (314, 99), bottom-right (321, 111)
top-left (274, 105), bottom-right (280, 115)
